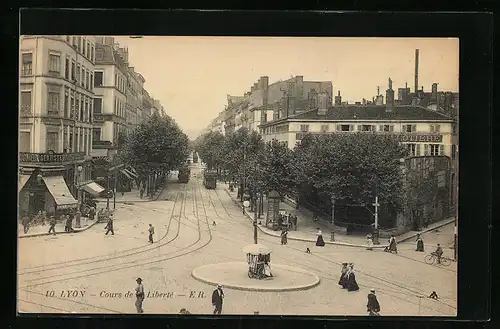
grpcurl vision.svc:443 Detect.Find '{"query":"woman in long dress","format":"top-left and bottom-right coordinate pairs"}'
top-left (315, 228), bottom-right (325, 247)
top-left (415, 234), bottom-right (424, 252)
top-left (388, 235), bottom-right (398, 253)
top-left (366, 234), bottom-right (374, 251)
top-left (346, 263), bottom-right (360, 292)
top-left (338, 263), bottom-right (348, 288)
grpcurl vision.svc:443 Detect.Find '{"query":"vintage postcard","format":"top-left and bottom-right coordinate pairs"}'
top-left (18, 36), bottom-right (458, 316)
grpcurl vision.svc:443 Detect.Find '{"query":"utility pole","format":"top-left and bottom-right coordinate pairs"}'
top-left (372, 195), bottom-right (380, 245)
top-left (330, 195), bottom-right (335, 225)
top-left (113, 168), bottom-right (117, 209)
top-left (106, 159), bottom-right (110, 210)
top-left (253, 202), bottom-right (258, 244)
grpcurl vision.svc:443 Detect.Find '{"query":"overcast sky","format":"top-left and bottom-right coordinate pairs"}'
top-left (113, 37), bottom-right (459, 140)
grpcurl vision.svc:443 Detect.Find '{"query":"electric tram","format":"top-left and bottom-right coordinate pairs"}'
top-left (203, 169), bottom-right (217, 189)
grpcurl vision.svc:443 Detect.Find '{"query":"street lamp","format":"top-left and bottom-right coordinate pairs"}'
top-left (243, 200), bottom-right (258, 244)
top-left (74, 165), bottom-right (83, 228)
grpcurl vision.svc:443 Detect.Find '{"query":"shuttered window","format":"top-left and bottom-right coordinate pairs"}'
top-left (19, 132), bottom-right (31, 152)
top-left (46, 132), bottom-right (59, 152)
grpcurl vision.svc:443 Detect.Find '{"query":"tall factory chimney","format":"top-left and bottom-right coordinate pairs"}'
top-left (414, 49), bottom-right (419, 93)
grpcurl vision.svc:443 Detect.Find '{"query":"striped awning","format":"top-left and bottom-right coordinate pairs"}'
top-left (42, 176), bottom-right (78, 209)
top-left (82, 181), bottom-right (105, 196)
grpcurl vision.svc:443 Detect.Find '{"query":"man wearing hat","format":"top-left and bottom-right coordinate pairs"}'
top-left (48, 216), bottom-right (56, 235)
top-left (211, 284), bottom-right (224, 315)
top-left (367, 289), bottom-right (380, 316)
top-left (135, 278), bottom-right (145, 313)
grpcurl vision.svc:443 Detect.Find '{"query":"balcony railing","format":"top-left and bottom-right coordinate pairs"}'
top-left (20, 152), bottom-right (86, 163)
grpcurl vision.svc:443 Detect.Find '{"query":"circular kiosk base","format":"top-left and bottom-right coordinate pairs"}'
top-left (191, 261), bottom-right (320, 292)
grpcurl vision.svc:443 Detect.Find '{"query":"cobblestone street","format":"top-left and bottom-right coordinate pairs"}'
top-left (18, 165), bottom-right (457, 316)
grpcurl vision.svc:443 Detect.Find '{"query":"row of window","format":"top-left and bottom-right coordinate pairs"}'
top-left (406, 143), bottom-right (445, 156)
top-left (115, 97), bottom-right (126, 118)
top-left (21, 51), bottom-right (95, 96)
top-left (19, 126), bottom-right (92, 154)
top-left (262, 123), bottom-right (443, 134)
top-left (66, 35), bottom-right (95, 63)
top-left (20, 87), bottom-right (93, 123)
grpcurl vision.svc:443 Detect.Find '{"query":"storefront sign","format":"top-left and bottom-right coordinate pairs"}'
top-left (396, 134), bottom-right (443, 143)
top-left (20, 152), bottom-right (86, 163)
top-left (295, 132), bottom-right (443, 143)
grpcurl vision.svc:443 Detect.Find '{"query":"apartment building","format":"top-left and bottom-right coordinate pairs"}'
top-left (92, 37), bottom-right (128, 159)
top-left (19, 35), bottom-right (99, 216)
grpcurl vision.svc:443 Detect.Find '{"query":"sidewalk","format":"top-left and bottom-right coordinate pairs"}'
top-left (95, 183), bottom-right (167, 204)
top-left (18, 217), bottom-right (98, 239)
top-left (221, 182), bottom-right (455, 248)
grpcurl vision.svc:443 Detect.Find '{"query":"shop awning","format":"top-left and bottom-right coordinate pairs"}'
top-left (82, 181), bottom-right (105, 196)
top-left (18, 174), bottom-right (31, 193)
top-left (42, 176), bottom-right (78, 209)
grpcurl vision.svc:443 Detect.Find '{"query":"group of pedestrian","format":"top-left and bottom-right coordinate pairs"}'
top-left (338, 262), bottom-right (359, 292)
top-left (384, 235), bottom-right (398, 253)
top-left (133, 278), bottom-right (225, 315)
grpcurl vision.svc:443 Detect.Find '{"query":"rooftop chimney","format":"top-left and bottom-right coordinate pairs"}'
top-left (334, 90), bottom-right (342, 106)
top-left (431, 83), bottom-right (438, 103)
top-left (386, 77), bottom-right (395, 112)
top-left (415, 49), bottom-right (419, 93)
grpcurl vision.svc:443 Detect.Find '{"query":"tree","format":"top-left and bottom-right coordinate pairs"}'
top-left (195, 131), bottom-right (226, 170)
top-left (219, 128), bottom-right (265, 196)
top-left (292, 133), bottom-right (409, 225)
top-left (120, 112), bottom-right (189, 189)
top-left (258, 139), bottom-right (296, 196)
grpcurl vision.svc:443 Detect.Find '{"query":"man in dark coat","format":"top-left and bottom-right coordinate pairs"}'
top-left (105, 215), bottom-right (114, 235)
top-left (367, 289), bottom-right (381, 316)
top-left (48, 216), bottom-right (56, 235)
top-left (211, 284), bottom-right (224, 315)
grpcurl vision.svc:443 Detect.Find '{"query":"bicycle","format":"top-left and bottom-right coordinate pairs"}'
top-left (424, 253), bottom-right (451, 266)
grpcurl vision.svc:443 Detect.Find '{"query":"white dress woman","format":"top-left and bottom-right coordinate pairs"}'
top-left (366, 234), bottom-right (374, 251)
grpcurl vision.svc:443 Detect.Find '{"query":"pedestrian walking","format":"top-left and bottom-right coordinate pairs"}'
top-left (148, 224), bottom-right (155, 243)
top-left (139, 187), bottom-right (145, 199)
top-left (22, 216), bottom-right (30, 234)
top-left (89, 206), bottom-right (96, 221)
top-left (48, 216), bottom-right (56, 235)
top-left (345, 263), bottom-right (359, 292)
top-left (367, 289), bottom-right (381, 316)
top-left (315, 228), bottom-right (325, 247)
top-left (65, 215), bottom-right (74, 233)
top-left (415, 234), bottom-right (425, 252)
top-left (384, 235), bottom-right (397, 254)
top-left (105, 215), bottom-right (114, 235)
top-left (280, 228), bottom-right (288, 245)
top-left (135, 278), bottom-right (145, 313)
top-left (212, 284), bottom-right (224, 315)
top-left (366, 234), bottom-right (374, 251)
top-left (338, 262), bottom-right (348, 289)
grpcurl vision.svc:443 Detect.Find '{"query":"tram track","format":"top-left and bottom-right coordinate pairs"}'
top-left (19, 174), bottom-right (213, 294)
top-left (18, 184), bottom-right (186, 276)
top-left (205, 186), bottom-right (457, 313)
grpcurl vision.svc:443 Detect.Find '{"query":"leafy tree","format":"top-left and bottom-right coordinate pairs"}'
top-left (195, 131), bottom-right (226, 170)
top-left (219, 128), bottom-right (265, 194)
top-left (120, 112), bottom-right (189, 188)
top-left (258, 139), bottom-right (296, 196)
top-left (292, 133), bottom-right (409, 223)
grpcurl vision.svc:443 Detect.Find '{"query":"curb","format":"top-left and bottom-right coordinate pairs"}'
top-left (223, 187), bottom-right (454, 249)
top-left (19, 219), bottom-right (99, 239)
top-left (191, 263), bottom-right (321, 292)
top-left (95, 182), bottom-right (168, 205)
